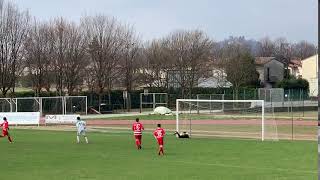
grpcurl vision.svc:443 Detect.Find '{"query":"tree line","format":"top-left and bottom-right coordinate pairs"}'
top-left (0, 0), bottom-right (317, 99)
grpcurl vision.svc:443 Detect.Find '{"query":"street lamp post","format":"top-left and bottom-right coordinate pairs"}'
top-left (124, 43), bottom-right (134, 112)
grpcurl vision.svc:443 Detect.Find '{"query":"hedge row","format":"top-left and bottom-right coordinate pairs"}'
top-left (276, 78), bottom-right (309, 91)
top-left (8, 87), bottom-right (310, 110)
top-left (7, 88), bottom-right (263, 109)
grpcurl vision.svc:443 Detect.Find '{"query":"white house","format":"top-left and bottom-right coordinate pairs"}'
top-left (197, 68), bottom-right (232, 88)
top-left (301, 54), bottom-right (318, 97)
top-left (288, 59), bottom-right (302, 78)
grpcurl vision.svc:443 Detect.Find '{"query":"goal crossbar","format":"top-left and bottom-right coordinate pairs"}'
top-left (177, 99), bottom-right (264, 103)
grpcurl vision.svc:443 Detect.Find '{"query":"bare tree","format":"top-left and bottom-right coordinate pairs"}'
top-left (274, 37), bottom-right (291, 56)
top-left (51, 18), bottom-right (69, 95)
top-left (257, 37), bottom-right (316, 60)
top-left (142, 39), bottom-right (168, 88)
top-left (292, 40), bottom-right (317, 59)
top-left (105, 25), bottom-right (142, 112)
top-left (81, 15), bottom-right (125, 110)
top-left (165, 30), bottom-right (213, 98)
top-left (24, 20), bottom-right (54, 95)
top-left (0, 0), bottom-right (30, 96)
top-left (119, 26), bottom-right (142, 93)
top-left (257, 37), bottom-right (275, 57)
top-left (220, 42), bottom-right (259, 99)
top-left (63, 23), bottom-right (88, 95)
top-left (273, 37), bottom-right (294, 78)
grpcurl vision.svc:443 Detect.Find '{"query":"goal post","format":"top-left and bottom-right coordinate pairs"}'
top-left (176, 99), bottom-right (278, 141)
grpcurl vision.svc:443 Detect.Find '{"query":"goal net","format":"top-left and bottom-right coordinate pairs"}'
top-left (176, 99), bottom-right (278, 141)
top-left (258, 88), bottom-right (284, 107)
top-left (64, 96), bottom-right (87, 115)
top-left (196, 94), bottom-right (225, 112)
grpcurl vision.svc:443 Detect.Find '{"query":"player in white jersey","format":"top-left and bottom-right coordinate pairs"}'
top-left (76, 116), bottom-right (89, 144)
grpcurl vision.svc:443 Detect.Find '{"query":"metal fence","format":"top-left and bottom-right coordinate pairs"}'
top-left (0, 96), bottom-right (87, 116)
top-left (140, 93), bottom-right (168, 113)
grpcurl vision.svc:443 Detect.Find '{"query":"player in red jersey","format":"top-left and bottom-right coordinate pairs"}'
top-left (132, 118), bottom-right (144, 149)
top-left (0, 117), bottom-right (13, 143)
top-left (153, 124), bottom-right (165, 155)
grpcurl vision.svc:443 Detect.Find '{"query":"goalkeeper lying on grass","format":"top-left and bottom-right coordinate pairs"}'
top-left (174, 131), bottom-right (189, 138)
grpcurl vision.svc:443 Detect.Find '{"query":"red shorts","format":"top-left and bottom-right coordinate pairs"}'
top-left (156, 138), bottom-right (164, 146)
top-left (134, 135), bottom-right (142, 141)
top-left (2, 130), bottom-right (8, 136)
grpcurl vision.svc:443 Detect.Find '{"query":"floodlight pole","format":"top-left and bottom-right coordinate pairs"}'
top-left (38, 97), bottom-right (43, 117)
top-left (262, 100), bottom-right (265, 141)
top-left (196, 95), bottom-right (199, 114)
top-left (153, 93), bottom-right (156, 110)
top-left (222, 94), bottom-right (225, 111)
top-left (6, 99), bottom-right (12, 112)
top-left (15, 99), bottom-right (18, 112)
top-left (176, 99), bottom-right (179, 132)
top-left (165, 94), bottom-right (168, 107)
top-left (140, 93), bottom-right (142, 113)
top-left (85, 96), bottom-right (88, 115)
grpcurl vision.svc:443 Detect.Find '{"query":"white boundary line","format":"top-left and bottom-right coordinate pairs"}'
top-left (172, 160), bottom-right (317, 175)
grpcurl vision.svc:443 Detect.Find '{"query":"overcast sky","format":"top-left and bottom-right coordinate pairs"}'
top-left (11, 0), bottom-right (318, 44)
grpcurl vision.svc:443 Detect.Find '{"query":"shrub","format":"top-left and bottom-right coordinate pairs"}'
top-left (276, 77), bottom-right (309, 92)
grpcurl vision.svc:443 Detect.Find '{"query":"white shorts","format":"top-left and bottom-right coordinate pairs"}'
top-left (77, 129), bottom-right (86, 136)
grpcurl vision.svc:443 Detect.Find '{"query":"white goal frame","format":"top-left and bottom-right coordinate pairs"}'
top-left (176, 99), bottom-right (266, 141)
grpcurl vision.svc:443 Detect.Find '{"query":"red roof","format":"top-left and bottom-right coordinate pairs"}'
top-left (289, 59), bottom-right (302, 67)
top-left (254, 57), bottom-right (275, 65)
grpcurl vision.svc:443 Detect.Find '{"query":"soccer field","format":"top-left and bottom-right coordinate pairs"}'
top-left (85, 111), bottom-right (318, 121)
top-left (0, 129), bottom-right (316, 180)
top-left (82, 113), bottom-right (317, 140)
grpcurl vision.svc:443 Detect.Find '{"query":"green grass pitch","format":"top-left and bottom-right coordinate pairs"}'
top-left (0, 129), bottom-right (317, 180)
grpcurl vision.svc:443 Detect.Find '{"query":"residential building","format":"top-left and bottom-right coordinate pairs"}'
top-left (255, 57), bottom-right (284, 88)
top-left (288, 59), bottom-right (302, 78)
top-left (197, 68), bottom-right (232, 88)
top-left (167, 69), bottom-right (194, 88)
top-left (167, 68), bottom-right (232, 89)
top-left (301, 54), bottom-right (318, 97)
